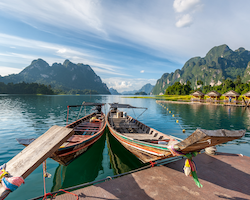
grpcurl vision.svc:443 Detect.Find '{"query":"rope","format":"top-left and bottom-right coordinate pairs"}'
top-left (42, 161), bottom-right (47, 200)
top-left (59, 189), bottom-right (79, 200)
top-left (30, 158), bottom-right (183, 200)
top-left (42, 160), bottom-right (52, 200)
top-left (157, 102), bottom-right (185, 133)
top-left (149, 161), bottom-right (156, 167)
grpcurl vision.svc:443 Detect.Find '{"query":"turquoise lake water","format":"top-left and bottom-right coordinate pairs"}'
top-left (0, 94), bottom-right (249, 200)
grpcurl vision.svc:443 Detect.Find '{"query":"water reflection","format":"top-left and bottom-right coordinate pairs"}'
top-left (107, 132), bottom-right (145, 175)
top-left (51, 132), bottom-right (106, 191)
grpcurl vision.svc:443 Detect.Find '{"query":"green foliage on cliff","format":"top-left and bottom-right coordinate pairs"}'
top-left (152, 44), bottom-right (250, 95)
top-left (201, 76), bottom-right (250, 95)
top-left (165, 81), bottom-right (192, 95)
top-left (0, 59), bottom-right (110, 94)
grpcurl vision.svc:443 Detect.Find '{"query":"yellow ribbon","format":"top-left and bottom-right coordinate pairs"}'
top-left (0, 169), bottom-right (8, 181)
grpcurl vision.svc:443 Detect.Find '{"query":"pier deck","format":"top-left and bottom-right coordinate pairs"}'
top-left (53, 152), bottom-right (250, 200)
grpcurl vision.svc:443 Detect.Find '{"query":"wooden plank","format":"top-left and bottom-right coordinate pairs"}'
top-left (0, 125), bottom-right (74, 199)
top-left (123, 133), bottom-right (157, 140)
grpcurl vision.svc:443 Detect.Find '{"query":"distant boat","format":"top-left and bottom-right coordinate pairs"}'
top-left (106, 103), bottom-right (245, 163)
top-left (17, 102), bottom-right (106, 166)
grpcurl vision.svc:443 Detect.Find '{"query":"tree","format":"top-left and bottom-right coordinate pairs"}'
top-left (235, 75), bottom-right (242, 86)
top-left (197, 80), bottom-right (203, 86)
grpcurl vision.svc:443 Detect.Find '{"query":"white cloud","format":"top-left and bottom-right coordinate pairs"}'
top-left (0, 0), bottom-right (105, 35)
top-left (173, 0), bottom-right (202, 28)
top-left (173, 0), bottom-right (200, 13)
top-left (0, 66), bottom-right (22, 76)
top-left (175, 14), bottom-right (193, 28)
top-left (140, 70), bottom-right (145, 73)
top-left (0, 33), bottom-right (128, 76)
top-left (103, 77), bottom-right (156, 92)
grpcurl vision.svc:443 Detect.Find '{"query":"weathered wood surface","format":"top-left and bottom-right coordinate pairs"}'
top-left (54, 153), bottom-right (250, 200)
top-left (0, 125), bottom-right (74, 200)
top-left (177, 129), bottom-right (245, 153)
top-left (123, 133), bottom-right (157, 140)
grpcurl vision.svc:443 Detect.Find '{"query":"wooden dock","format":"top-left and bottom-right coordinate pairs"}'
top-left (53, 152), bottom-right (250, 200)
top-left (156, 100), bottom-right (247, 107)
top-left (0, 125), bottom-right (74, 200)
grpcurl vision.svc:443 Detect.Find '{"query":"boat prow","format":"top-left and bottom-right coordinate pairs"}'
top-left (175, 128), bottom-right (245, 153)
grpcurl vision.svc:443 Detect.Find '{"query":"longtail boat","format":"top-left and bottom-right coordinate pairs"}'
top-left (17, 102), bottom-right (106, 166)
top-left (106, 103), bottom-right (245, 163)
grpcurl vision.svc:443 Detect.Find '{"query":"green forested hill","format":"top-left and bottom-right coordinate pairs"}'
top-left (152, 44), bottom-right (250, 95)
top-left (0, 59), bottom-right (110, 94)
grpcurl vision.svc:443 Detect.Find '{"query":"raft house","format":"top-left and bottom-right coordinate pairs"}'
top-left (242, 91), bottom-right (250, 106)
top-left (190, 91), bottom-right (205, 102)
top-left (222, 90), bottom-right (240, 105)
top-left (205, 90), bottom-right (222, 103)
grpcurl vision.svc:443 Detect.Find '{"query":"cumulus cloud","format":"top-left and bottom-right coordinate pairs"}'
top-left (173, 0), bottom-right (200, 13)
top-left (0, 66), bottom-right (22, 76)
top-left (103, 77), bottom-right (156, 92)
top-left (175, 14), bottom-right (193, 28)
top-left (173, 0), bottom-right (201, 28)
top-left (140, 70), bottom-right (145, 73)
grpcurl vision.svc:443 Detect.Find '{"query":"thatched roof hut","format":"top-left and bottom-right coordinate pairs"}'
top-left (205, 91), bottom-right (222, 98)
top-left (242, 91), bottom-right (250, 97)
top-left (191, 91), bottom-right (205, 97)
top-left (222, 90), bottom-right (240, 97)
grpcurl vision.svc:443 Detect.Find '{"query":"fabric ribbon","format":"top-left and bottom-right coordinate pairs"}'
top-left (183, 152), bottom-right (203, 188)
top-left (168, 147), bottom-right (203, 188)
top-left (0, 163), bottom-right (8, 182)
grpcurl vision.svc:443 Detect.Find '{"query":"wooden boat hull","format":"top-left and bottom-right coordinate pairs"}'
top-left (106, 109), bottom-right (245, 163)
top-left (49, 112), bottom-right (106, 165)
top-left (18, 112), bottom-right (106, 166)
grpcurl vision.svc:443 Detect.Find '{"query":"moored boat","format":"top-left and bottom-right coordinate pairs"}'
top-left (106, 103), bottom-right (245, 163)
top-left (17, 102), bottom-right (106, 166)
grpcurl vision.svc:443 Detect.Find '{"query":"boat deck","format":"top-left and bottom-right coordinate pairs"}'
top-left (109, 113), bottom-right (171, 141)
top-left (73, 121), bottom-right (102, 135)
top-left (52, 152), bottom-right (250, 200)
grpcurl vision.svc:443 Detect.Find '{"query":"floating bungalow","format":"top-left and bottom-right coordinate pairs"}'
top-left (241, 91), bottom-right (250, 106)
top-left (222, 90), bottom-right (240, 104)
top-left (242, 91), bottom-right (250, 100)
top-left (190, 91), bottom-right (205, 102)
top-left (205, 90), bottom-right (222, 103)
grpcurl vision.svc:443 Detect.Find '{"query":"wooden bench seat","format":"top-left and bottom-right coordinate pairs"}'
top-left (123, 133), bottom-right (158, 140)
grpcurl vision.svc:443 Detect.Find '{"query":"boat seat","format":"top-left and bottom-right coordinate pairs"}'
top-left (123, 133), bottom-right (161, 140)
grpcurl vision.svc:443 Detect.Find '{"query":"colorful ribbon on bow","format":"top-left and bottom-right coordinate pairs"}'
top-left (168, 146), bottom-right (203, 188)
top-left (183, 152), bottom-right (203, 188)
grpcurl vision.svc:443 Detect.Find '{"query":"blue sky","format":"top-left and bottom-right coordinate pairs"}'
top-left (1, 0), bottom-right (250, 92)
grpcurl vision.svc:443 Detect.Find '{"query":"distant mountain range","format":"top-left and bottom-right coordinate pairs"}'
top-left (138, 83), bottom-right (154, 94)
top-left (119, 83), bottom-right (154, 95)
top-left (109, 88), bottom-right (120, 95)
top-left (152, 44), bottom-right (250, 95)
top-left (0, 59), bottom-right (110, 94)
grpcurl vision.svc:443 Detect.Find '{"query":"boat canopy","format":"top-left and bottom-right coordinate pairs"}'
top-left (109, 103), bottom-right (147, 110)
top-left (68, 102), bottom-right (104, 107)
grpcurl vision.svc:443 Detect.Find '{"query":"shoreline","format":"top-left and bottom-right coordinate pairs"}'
top-left (156, 100), bottom-right (247, 107)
